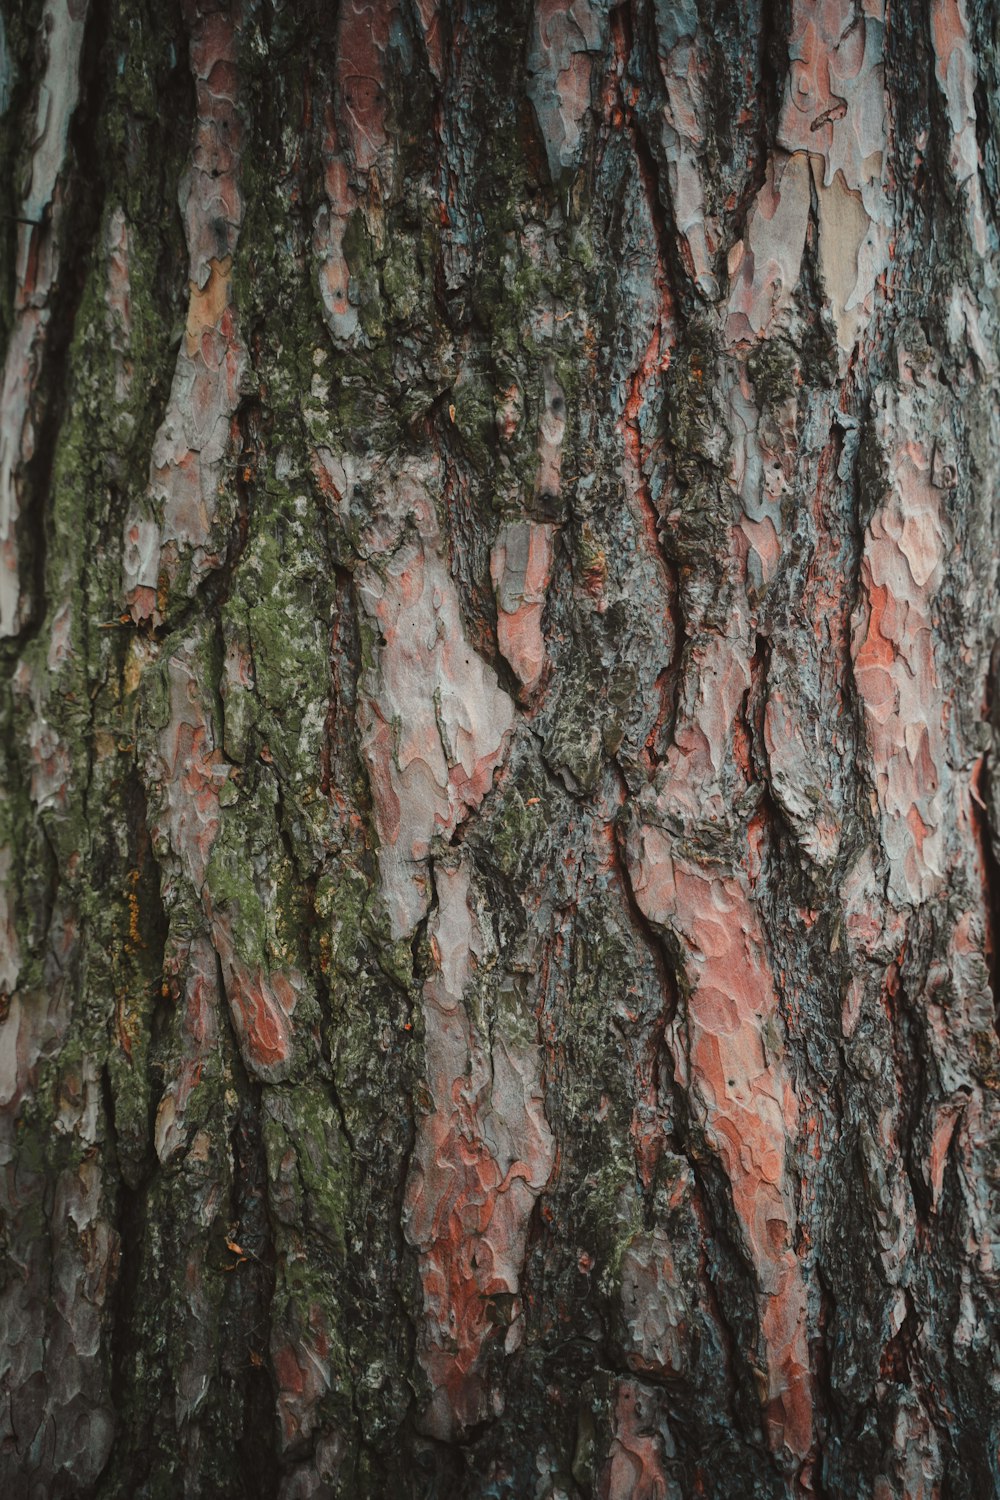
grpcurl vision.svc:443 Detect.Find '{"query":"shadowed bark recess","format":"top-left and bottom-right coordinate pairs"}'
top-left (1, 1), bottom-right (999, 1496)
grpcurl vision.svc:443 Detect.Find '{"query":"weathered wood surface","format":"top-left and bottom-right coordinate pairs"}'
top-left (1, 1), bottom-right (999, 1495)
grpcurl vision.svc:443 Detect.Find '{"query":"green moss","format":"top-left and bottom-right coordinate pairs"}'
top-left (487, 781), bottom-right (550, 881)
top-left (205, 840), bottom-right (269, 971)
top-left (542, 661), bottom-right (606, 794)
top-left (451, 373), bottom-right (499, 470)
top-left (265, 1084), bottom-right (349, 1246)
top-left (591, 1165), bottom-right (645, 1295)
top-left (746, 337), bottom-right (798, 410)
top-left (341, 209), bottom-right (385, 342)
top-left (664, 316), bottom-right (719, 461)
top-left (380, 237), bottom-right (422, 322)
top-left (315, 863), bottom-right (370, 978)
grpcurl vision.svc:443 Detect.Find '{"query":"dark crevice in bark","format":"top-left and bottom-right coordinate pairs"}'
top-left (611, 1), bottom-right (683, 320)
top-left (606, 753), bottom-right (778, 1463)
top-left (615, 0), bottom-right (692, 315)
top-left (439, 445), bottom-right (502, 666)
top-left (640, 666), bottom-right (674, 773)
top-left (319, 565), bottom-right (366, 813)
top-left (409, 861), bottom-right (437, 996)
top-left (887, 960), bottom-right (935, 1228)
top-left (403, 0), bottom-right (444, 97)
top-left (0, 732), bottom-right (59, 980)
top-left (0, 15), bottom-right (44, 360)
top-left (980, 647), bottom-right (1000, 1032)
top-left (610, 762), bottom-right (678, 1037)
top-left (728, 0), bottom-right (790, 252)
top-left (662, 568), bottom-right (688, 754)
top-left (745, 630), bottom-right (770, 783)
top-left (211, 948), bottom-right (282, 1495)
top-left (101, 1056), bottom-right (145, 1406)
top-left (740, 632), bottom-right (802, 875)
top-left (971, 63), bottom-right (995, 200)
top-left (878, 1289), bottom-right (917, 1388)
top-left (521, 703), bottom-right (590, 803)
top-left (684, 1165), bottom-right (772, 1456)
top-left (219, 1045), bottom-right (281, 1500)
top-left (122, 764), bottom-right (171, 1155)
top-left (842, 389), bottom-right (883, 790)
top-left (602, 9), bottom-right (686, 697)
top-left (917, 2), bottom-right (971, 260)
top-left (407, 1431), bottom-right (468, 1500)
top-left (809, 1271), bottom-right (838, 1500)
top-left (977, 752), bottom-right (1000, 1034)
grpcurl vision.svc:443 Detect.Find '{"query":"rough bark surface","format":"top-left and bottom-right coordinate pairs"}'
top-left (1, 1), bottom-right (999, 1496)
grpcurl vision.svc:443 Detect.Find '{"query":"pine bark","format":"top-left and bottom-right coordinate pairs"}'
top-left (1, 1), bottom-right (999, 1496)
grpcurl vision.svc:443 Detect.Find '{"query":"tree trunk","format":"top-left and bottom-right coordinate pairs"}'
top-left (1, 0), bottom-right (999, 1495)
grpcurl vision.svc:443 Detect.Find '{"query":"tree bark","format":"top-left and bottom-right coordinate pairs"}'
top-left (1, 0), bottom-right (999, 1495)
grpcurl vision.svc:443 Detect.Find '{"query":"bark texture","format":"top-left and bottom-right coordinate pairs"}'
top-left (1, 0), bottom-right (999, 1495)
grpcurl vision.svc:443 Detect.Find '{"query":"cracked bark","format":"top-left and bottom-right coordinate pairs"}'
top-left (1, 1), bottom-right (999, 1497)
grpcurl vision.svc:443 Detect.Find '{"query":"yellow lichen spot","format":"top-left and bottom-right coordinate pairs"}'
top-left (126, 869), bottom-right (143, 952)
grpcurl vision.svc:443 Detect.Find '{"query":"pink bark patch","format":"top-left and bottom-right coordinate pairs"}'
top-left (491, 521), bottom-right (554, 694)
top-left (599, 1380), bottom-right (671, 1500)
top-left (413, 0), bottom-right (444, 80)
top-left (336, 0), bottom-right (390, 172)
top-left (273, 1314), bottom-right (333, 1448)
top-left (354, 464), bottom-right (513, 937)
top-left (404, 862), bottom-right (554, 1439)
top-left (225, 963), bottom-right (292, 1070)
top-left (926, 1104), bottom-right (962, 1210)
top-left (632, 829), bottom-right (812, 1459)
top-left (210, 910), bottom-right (301, 1081)
top-left (123, 4), bottom-right (247, 615)
top-left (852, 407), bottom-right (946, 906)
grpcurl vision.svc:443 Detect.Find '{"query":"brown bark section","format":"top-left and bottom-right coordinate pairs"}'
top-left (0, 1), bottom-right (999, 1497)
